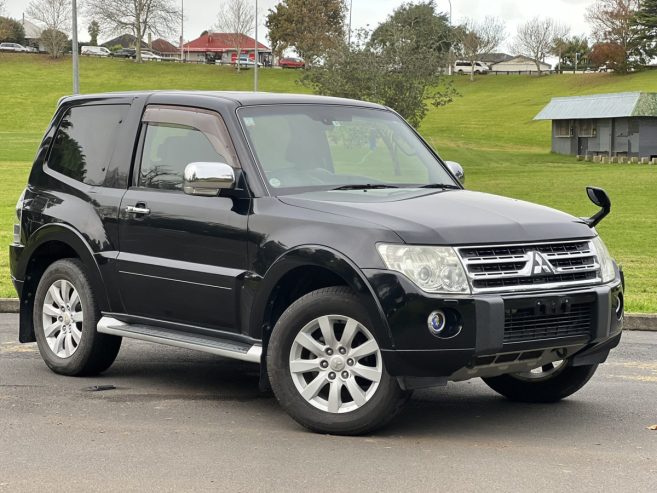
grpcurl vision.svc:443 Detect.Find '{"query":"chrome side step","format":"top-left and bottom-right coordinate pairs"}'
top-left (97, 317), bottom-right (262, 363)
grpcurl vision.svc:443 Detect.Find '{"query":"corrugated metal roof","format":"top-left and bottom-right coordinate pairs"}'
top-left (534, 92), bottom-right (657, 120)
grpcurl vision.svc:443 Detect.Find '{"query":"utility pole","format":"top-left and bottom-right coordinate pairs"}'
top-left (72, 0), bottom-right (79, 94)
top-left (447, 0), bottom-right (453, 76)
top-left (180, 0), bottom-right (184, 62)
top-left (254, 0), bottom-right (258, 91)
top-left (348, 0), bottom-right (353, 45)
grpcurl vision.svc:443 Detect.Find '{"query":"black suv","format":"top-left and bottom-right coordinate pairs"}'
top-left (10, 92), bottom-right (624, 435)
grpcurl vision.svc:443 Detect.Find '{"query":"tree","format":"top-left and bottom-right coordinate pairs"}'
top-left (590, 41), bottom-right (628, 70)
top-left (215, 0), bottom-right (255, 72)
top-left (371, 1), bottom-right (452, 60)
top-left (302, 27), bottom-right (456, 129)
top-left (513, 17), bottom-right (569, 74)
top-left (555, 35), bottom-right (590, 71)
top-left (586, 0), bottom-right (642, 73)
top-left (88, 20), bottom-right (100, 46)
top-left (266, 0), bottom-right (346, 66)
top-left (0, 1), bottom-right (6, 15)
top-left (636, 0), bottom-right (657, 60)
top-left (0, 16), bottom-right (26, 44)
top-left (26, 0), bottom-right (70, 58)
top-left (455, 17), bottom-right (506, 81)
top-left (85, 0), bottom-right (180, 62)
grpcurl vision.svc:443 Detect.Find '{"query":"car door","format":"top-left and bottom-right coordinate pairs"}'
top-left (117, 104), bottom-right (250, 332)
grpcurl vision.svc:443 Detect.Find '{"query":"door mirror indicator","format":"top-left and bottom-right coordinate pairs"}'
top-left (445, 161), bottom-right (465, 185)
top-left (183, 162), bottom-right (235, 196)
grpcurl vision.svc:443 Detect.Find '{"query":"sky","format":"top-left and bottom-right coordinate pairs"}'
top-left (3, 0), bottom-right (594, 51)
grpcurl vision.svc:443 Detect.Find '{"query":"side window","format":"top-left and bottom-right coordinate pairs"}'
top-left (48, 105), bottom-right (129, 186)
top-left (138, 106), bottom-right (238, 191)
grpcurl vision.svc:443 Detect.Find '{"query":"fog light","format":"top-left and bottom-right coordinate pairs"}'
top-left (614, 294), bottom-right (624, 321)
top-left (427, 310), bottom-right (447, 335)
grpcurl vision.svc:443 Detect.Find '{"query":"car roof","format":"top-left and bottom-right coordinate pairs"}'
top-left (60, 91), bottom-right (387, 109)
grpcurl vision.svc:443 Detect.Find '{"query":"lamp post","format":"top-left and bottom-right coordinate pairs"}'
top-left (180, 0), bottom-right (184, 62)
top-left (447, 0), bottom-right (452, 76)
top-left (254, 0), bottom-right (258, 91)
top-left (72, 0), bottom-right (79, 94)
top-left (348, 0), bottom-right (353, 45)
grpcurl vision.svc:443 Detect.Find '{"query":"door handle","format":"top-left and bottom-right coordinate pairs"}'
top-left (125, 205), bottom-right (150, 215)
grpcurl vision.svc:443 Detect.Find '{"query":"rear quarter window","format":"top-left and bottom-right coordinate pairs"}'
top-left (47, 104), bottom-right (129, 186)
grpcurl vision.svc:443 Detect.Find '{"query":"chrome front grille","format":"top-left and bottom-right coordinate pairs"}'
top-left (457, 240), bottom-right (601, 293)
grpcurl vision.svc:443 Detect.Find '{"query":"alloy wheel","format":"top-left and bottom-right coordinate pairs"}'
top-left (41, 279), bottom-right (84, 358)
top-left (289, 315), bottom-right (382, 414)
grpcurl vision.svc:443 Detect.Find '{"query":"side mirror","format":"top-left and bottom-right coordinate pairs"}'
top-left (183, 162), bottom-right (235, 196)
top-left (584, 186), bottom-right (611, 228)
top-left (445, 161), bottom-right (465, 185)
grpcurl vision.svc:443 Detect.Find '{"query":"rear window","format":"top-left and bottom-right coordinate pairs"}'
top-left (48, 104), bottom-right (129, 186)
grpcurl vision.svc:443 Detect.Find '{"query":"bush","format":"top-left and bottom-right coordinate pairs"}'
top-left (0, 16), bottom-right (25, 44)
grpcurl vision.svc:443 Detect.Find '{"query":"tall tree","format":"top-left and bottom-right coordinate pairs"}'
top-left (586, 0), bottom-right (642, 73)
top-left (371, 1), bottom-right (452, 60)
top-left (26, 0), bottom-right (70, 58)
top-left (555, 35), bottom-right (590, 70)
top-left (0, 1), bottom-right (6, 15)
top-left (455, 17), bottom-right (506, 81)
top-left (636, 0), bottom-right (657, 59)
top-left (303, 27), bottom-right (456, 129)
top-left (266, 0), bottom-right (346, 66)
top-left (88, 20), bottom-right (100, 46)
top-left (215, 0), bottom-right (255, 72)
top-left (0, 16), bottom-right (26, 43)
top-left (513, 17), bottom-right (569, 74)
top-left (85, 0), bottom-right (180, 62)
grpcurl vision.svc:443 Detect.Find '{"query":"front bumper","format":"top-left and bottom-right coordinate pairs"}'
top-left (364, 269), bottom-right (624, 379)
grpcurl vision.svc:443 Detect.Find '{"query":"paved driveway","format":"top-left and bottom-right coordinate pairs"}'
top-left (0, 314), bottom-right (655, 492)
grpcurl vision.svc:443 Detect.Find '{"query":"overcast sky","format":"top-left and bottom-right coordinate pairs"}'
top-left (3, 0), bottom-right (594, 50)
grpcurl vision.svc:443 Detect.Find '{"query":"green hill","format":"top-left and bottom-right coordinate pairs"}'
top-left (0, 53), bottom-right (655, 312)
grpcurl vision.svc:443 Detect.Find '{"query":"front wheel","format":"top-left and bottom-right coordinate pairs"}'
top-left (482, 360), bottom-right (598, 403)
top-left (267, 287), bottom-right (409, 435)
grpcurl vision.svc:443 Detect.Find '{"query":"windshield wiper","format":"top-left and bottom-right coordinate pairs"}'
top-left (419, 183), bottom-right (462, 190)
top-left (332, 184), bottom-right (400, 191)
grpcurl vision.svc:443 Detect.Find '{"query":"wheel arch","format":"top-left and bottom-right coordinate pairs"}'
top-left (250, 246), bottom-right (393, 353)
top-left (17, 223), bottom-right (109, 343)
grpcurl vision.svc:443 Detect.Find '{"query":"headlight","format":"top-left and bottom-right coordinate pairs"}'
top-left (591, 236), bottom-right (616, 283)
top-left (377, 244), bottom-right (470, 294)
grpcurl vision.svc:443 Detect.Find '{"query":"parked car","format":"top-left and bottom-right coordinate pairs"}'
top-left (279, 57), bottom-right (305, 69)
top-left (110, 48), bottom-right (136, 59)
top-left (140, 50), bottom-right (163, 61)
top-left (81, 46), bottom-right (111, 57)
top-left (454, 60), bottom-right (490, 74)
top-left (10, 91), bottom-right (624, 435)
top-left (0, 42), bottom-right (30, 52)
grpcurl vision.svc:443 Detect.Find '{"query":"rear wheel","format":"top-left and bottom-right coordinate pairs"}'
top-left (267, 287), bottom-right (409, 435)
top-left (482, 359), bottom-right (598, 403)
top-left (33, 259), bottom-right (122, 376)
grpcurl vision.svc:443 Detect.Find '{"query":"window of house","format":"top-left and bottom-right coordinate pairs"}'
top-left (555, 120), bottom-right (573, 138)
top-left (578, 120), bottom-right (597, 137)
top-left (48, 105), bottom-right (129, 186)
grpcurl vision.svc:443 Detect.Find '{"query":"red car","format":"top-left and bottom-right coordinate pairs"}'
top-left (279, 57), bottom-right (305, 69)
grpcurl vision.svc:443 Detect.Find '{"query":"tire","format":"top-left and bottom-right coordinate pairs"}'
top-left (482, 360), bottom-right (598, 403)
top-left (33, 259), bottom-right (122, 376)
top-left (267, 287), bottom-right (409, 435)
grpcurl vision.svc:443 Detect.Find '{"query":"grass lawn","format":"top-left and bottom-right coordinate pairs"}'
top-left (0, 54), bottom-right (655, 312)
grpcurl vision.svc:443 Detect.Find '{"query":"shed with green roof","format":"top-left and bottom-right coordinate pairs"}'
top-left (534, 92), bottom-right (657, 158)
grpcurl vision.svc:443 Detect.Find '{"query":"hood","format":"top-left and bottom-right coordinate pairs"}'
top-left (278, 189), bottom-right (595, 245)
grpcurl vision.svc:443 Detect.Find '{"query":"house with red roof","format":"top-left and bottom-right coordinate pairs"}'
top-left (182, 32), bottom-right (271, 64)
top-left (151, 38), bottom-right (180, 59)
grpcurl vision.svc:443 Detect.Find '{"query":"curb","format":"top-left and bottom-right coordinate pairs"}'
top-left (0, 298), bottom-right (655, 331)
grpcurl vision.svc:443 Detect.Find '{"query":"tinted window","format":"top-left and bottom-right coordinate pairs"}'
top-left (139, 123), bottom-right (225, 190)
top-left (48, 105), bottom-right (128, 186)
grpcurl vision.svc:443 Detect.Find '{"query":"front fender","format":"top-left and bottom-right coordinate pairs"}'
top-left (247, 245), bottom-right (394, 348)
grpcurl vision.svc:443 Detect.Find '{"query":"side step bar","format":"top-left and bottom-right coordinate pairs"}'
top-left (97, 317), bottom-right (262, 363)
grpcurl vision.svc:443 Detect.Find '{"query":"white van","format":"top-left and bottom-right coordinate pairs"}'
top-left (81, 46), bottom-right (111, 57)
top-left (454, 60), bottom-right (489, 74)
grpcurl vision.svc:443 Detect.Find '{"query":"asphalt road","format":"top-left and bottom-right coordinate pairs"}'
top-left (0, 313), bottom-right (655, 492)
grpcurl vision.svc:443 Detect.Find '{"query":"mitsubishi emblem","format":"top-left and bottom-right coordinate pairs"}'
top-left (531, 251), bottom-right (555, 275)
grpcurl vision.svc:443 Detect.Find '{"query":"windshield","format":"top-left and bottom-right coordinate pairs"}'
top-left (238, 104), bottom-right (457, 194)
